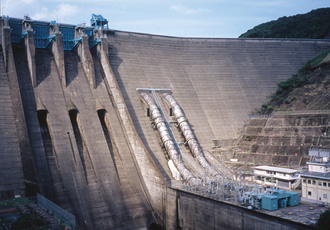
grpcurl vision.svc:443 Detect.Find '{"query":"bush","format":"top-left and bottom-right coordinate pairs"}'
top-left (262, 103), bottom-right (268, 109)
top-left (299, 48), bottom-right (330, 73)
top-left (278, 80), bottom-right (292, 90)
top-left (317, 209), bottom-right (330, 230)
top-left (11, 214), bottom-right (48, 230)
top-left (0, 197), bottom-right (30, 208)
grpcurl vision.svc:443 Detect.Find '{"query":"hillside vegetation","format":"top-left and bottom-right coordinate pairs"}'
top-left (260, 49), bottom-right (330, 113)
top-left (240, 8), bottom-right (330, 39)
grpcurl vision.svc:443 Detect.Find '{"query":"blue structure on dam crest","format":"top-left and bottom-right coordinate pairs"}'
top-left (7, 14), bottom-right (108, 50)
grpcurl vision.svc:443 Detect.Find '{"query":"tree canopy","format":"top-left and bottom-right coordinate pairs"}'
top-left (239, 8), bottom-right (330, 39)
top-left (317, 208), bottom-right (330, 230)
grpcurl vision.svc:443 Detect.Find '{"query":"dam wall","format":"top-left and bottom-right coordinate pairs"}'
top-left (104, 31), bottom-right (329, 229)
top-left (1, 19), bottom-right (158, 229)
top-left (0, 16), bottom-right (329, 229)
top-left (106, 31), bottom-right (330, 150)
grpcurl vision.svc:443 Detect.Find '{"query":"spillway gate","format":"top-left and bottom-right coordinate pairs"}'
top-left (6, 14), bottom-right (107, 50)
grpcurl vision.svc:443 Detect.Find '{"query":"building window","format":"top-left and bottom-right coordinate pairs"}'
top-left (328, 183), bottom-right (330, 187)
top-left (324, 194), bottom-right (327, 199)
top-left (308, 180), bottom-right (311, 184)
top-left (313, 180), bottom-right (316, 185)
top-left (308, 191), bottom-right (312, 196)
top-left (323, 182), bottom-right (327, 187)
top-left (303, 179), bottom-right (306, 183)
top-left (318, 181), bottom-right (322, 186)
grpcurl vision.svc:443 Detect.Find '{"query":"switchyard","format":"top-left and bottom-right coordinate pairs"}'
top-left (0, 14), bottom-right (330, 229)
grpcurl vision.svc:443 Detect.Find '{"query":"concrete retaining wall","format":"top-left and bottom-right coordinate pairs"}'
top-left (173, 188), bottom-right (311, 230)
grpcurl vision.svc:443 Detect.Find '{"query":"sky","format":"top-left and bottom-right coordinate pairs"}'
top-left (2, 0), bottom-right (329, 38)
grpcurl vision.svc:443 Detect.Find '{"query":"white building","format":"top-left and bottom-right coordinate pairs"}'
top-left (301, 157), bottom-right (330, 204)
top-left (309, 147), bottom-right (330, 159)
top-left (254, 165), bottom-right (299, 189)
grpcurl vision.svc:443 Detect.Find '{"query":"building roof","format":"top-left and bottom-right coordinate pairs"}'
top-left (309, 147), bottom-right (330, 153)
top-left (301, 171), bottom-right (330, 181)
top-left (254, 165), bottom-right (297, 174)
top-left (306, 161), bottom-right (330, 166)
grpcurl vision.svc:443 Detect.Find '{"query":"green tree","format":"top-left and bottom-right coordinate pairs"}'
top-left (11, 214), bottom-right (48, 230)
top-left (240, 8), bottom-right (330, 39)
top-left (316, 208), bottom-right (330, 230)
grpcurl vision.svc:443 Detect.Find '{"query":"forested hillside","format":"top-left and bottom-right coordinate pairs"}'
top-left (240, 8), bottom-right (330, 39)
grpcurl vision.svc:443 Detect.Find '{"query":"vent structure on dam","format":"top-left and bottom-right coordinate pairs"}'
top-left (0, 14), bottom-right (329, 229)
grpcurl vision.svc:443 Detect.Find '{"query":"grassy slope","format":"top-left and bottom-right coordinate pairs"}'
top-left (260, 49), bottom-right (330, 113)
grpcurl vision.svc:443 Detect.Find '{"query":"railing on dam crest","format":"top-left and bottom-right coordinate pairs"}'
top-left (5, 14), bottom-right (109, 50)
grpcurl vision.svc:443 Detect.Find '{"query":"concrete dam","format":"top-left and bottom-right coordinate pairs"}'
top-left (0, 16), bottom-right (330, 229)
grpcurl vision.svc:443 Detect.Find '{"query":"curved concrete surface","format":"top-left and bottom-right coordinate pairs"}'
top-left (107, 31), bottom-right (330, 149)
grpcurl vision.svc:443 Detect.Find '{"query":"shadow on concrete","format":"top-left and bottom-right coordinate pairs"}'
top-left (64, 50), bottom-right (140, 229)
top-left (64, 51), bottom-right (79, 87)
top-left (12, 45), bottom-right (54, 199)
top-left (91, 46), bottom-right (104, 88)
top-left (35, 49), bottom-right (51, 86)
top-left (97, 109), bottom-right (120, 181)
top-left (107, 44), bottom-right (171, 183)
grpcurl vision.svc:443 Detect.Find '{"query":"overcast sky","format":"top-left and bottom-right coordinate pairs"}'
top-left (2, 0), bottom-right (329, 38)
